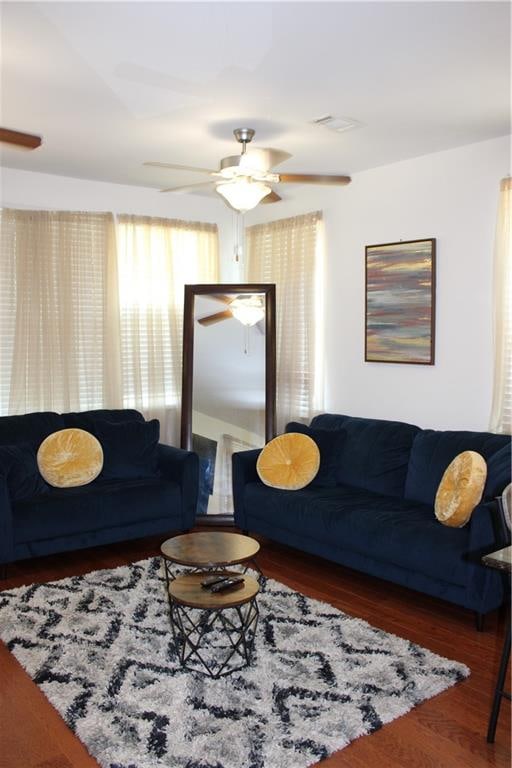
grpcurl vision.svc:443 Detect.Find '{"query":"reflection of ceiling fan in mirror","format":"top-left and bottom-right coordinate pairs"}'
top-left (145, 128), bottom-right (351, 213)
top-left (198, 294), bottom-right (265, 328)
top-left (0, 127), bottom-right (42, 149)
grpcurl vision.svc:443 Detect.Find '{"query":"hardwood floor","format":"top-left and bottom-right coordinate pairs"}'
top-left (0, 529), bottom-right (510, 768)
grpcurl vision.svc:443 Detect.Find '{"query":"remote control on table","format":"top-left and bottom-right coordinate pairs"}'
top-left (209, 576), bottom-right (245, 593)
top-left (201, 574), bottom-right (230, 589)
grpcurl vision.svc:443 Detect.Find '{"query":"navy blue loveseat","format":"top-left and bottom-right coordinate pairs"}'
top-left (233, 414), bottom-right (511, 621)
top-left (0, 409), bottom-right (199, 571)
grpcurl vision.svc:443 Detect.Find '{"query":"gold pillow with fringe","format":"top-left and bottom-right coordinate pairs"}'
top-left (256, 433), bottom-right (320, 490)
top-left (37, 428), bottom-right (103, 488)
top-left (434, 451), bottom-right (487, 527)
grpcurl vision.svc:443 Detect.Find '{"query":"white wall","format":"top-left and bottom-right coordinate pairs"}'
top-left (3, 136), bottom-right (509, 431)
top-left (247, 135), bottom-right (510, 431)
top-left (0, 166), bottom-right (238, 279)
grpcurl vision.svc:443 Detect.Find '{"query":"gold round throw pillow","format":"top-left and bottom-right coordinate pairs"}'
top-left (256, 433), bottom-right (320, 490)
top-left (37, 428), bottom-right (103, 488)
top-left (434, 451), bottom-right (487, 528)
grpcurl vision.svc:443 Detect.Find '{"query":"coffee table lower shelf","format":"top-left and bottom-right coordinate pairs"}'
top-left (167, 571), bottom-right (260, 679)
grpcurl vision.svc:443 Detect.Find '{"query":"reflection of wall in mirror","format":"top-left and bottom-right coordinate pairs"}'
top-left (193, 295), bottom-right (266, 439)
top-left (192, 410), bottom-right (261, 515)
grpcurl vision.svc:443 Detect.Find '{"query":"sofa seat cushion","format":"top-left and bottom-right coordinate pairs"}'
top-left (405, 430), bottom-right (510, 507)
top-left (243, 482), bottom-right (471, 587)
top-left (13, 478), bottom-right (180, 543)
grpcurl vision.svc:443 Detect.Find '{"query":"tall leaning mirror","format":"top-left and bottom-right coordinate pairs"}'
top-left (181, 284), bottom-right (276, 521)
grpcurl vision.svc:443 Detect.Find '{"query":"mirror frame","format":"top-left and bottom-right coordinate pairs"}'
top-left (180, 283), bottom-right (277, 461)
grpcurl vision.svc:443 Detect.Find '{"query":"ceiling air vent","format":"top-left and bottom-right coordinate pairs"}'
top-left (311, 115), bottom-right (363, 133)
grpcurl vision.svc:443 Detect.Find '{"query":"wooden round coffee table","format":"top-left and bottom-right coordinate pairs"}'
top-left (160, 531), bottom-right (260, 584)
top-left (168, 571), bottom-right (260, 678)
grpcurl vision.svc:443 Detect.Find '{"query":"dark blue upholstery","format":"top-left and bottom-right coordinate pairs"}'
top-left (0, 443), bottom-right (49, 501)
top-left (285, 422), bottom-right (345, 487)
top-left (62, 409), bottom-right (145, 428)
top-left (0, 412), bottom-right (64, 448)
top-left (404, 429), bottom-right (510, 506)
top-left (484, 443), bottom-right (512, 499)
top-left (0, 409), bottom-right (199, 567)
top-left (312, 414), bottom-right (420, 497)
top-left (93, 419), bottom-right (160, 480)
top-left (233, 414), bottom-right (511, 618)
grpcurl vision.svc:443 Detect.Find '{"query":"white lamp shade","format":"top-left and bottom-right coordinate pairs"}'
top-left (230, 295), bottom-right (265, 326)
top-left (216, 178), bottom-right (271, 212)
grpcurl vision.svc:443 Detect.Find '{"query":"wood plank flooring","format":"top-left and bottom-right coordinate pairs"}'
top-left (0, 528), bottom-right (510, 768)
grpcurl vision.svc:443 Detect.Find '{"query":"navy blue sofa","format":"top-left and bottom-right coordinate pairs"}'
top-left (0, 409), bottom-right (199, 570)
top-left (233, 414), bottom-right (511, 621)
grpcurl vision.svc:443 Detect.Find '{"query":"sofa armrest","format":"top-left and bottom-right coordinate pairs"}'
top-left (232, 449), bottom-right (262, 531)
top-left (157, 444), bottom-right (199, 530)
top-left (0, 475), bottom-right (14, 567)
top-left (466, 500), bottom-right (506, 613)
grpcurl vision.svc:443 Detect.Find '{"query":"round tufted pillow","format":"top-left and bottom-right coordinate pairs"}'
top-left (37, 428), bottom-right (103, 488)
top-left (256, 433), bottom-right (320, 490)
top-left (434, 451), bottom-right (487, 528)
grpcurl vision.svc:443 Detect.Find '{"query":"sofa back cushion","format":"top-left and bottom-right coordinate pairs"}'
top-left (285, 422), bottom-right (345, 487)
top-left (0, 443), bottom-right (49, 501)
top-left (311, 414), bottom-right (420, 498)
top-left (0, 412), bottom-right (65, 448)
top-left (404, 430), bottom-right (510, 507)
top-left (62, 409), bottom-right (144, 429)
top-left (93, 418), bottom-right (160, 480)
top-left (484, 444), bottom-right (512, 500)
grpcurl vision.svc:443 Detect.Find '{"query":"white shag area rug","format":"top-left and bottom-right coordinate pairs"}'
top-left (0, 557), bottom-right (469, 768)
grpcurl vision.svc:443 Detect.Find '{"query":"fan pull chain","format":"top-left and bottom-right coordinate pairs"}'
top-left (244, 325), bottom-right (250, 355)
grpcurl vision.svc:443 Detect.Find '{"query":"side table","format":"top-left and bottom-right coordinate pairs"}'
top-left (482, 545), bottom-right (511, 743)
top-left (168, 571), bottom-right (259, 679)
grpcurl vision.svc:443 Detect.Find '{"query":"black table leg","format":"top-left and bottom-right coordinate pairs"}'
top-left (487, 617), bottom-right (511, 743)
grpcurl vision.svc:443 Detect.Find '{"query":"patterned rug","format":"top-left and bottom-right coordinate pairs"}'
top-left (0, 558), bottom-right (469, 768)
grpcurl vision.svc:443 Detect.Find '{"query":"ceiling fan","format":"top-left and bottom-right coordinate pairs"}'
top-left (144, 128), bottom-right (351, 212)
top-left (0, 128), bottom-right (42, 150)
top-left (197, 294), bottom-right (265, 329)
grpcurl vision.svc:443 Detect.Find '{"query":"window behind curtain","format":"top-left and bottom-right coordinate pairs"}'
top-left (0, 209), bottom-right (115, 415)
top-left (0, 210), bottom-right (219, 443)
top-left (246, 211), bottom-right (323, 431)
top-left (116, 215), bottom-right (219, 442)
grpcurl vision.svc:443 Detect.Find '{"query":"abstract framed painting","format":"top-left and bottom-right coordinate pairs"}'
top-left (365, 238), bottom-right (436, 364)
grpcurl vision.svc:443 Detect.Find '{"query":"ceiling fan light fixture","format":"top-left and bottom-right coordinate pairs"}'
top-left (230, 295), bottom-right (265, 326)
top-left (216, 178), bottom-right (271, 212)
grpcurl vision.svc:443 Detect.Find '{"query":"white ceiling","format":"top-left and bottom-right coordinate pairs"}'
top-left (1, 1), bottom-right (510, 201)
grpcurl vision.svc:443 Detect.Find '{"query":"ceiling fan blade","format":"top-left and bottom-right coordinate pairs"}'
top-left (160, 181), bottom-right (213, 193)
top-left (208, 294), bottom-right (235, 305)
top-left (261, 191), bottom-right (282, 204)
top-left (144, 161), bottom-right (215, 174)
top-left (0, 128), bottom-right (42, 149)
top-left (278, 173), bottom-right (351, 186)
top-left (197, 309), bottom-right (233, 326)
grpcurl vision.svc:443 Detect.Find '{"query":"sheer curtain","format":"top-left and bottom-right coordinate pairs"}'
top-left (0, 210), bottom-right (219, 445)
top-left (0, 209), bottom-right (119, 415)
top-left (490, 177), bottom-right (512, 434)
top-left (116, 215), bottom-right (218, 444)
top-left (246, 211), bottom-right (324, 432)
